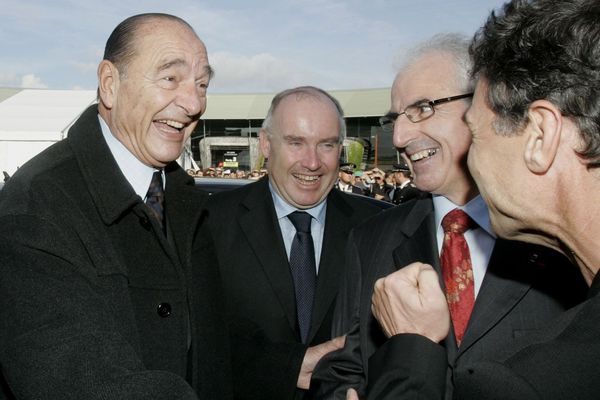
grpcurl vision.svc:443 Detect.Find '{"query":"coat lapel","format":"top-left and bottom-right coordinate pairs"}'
top-left (391, 197), bottom-right (439, 271)
top-left (457, 239), bottom-right (534, 356)
top-left (163, 165), bottom-right (204, 271)
top-left (238, 180), bottom-right (298, 331)
top-left (308, 190), bottom-right (354, 342)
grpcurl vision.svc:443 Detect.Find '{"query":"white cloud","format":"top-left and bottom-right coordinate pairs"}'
top-left (20, 74), bottom-right (48, 89)
top-left (209, 51), bottom-right (315, 93)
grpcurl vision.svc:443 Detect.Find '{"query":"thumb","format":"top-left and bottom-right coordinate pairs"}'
top-left (346, 388), bottom-right (360, 400)
top-left (416, 265), bottom-right (444, 297)
top-left (318, 335), bottom-right (345, 355)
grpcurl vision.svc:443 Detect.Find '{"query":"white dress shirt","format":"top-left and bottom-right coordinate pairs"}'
top-left (98, 115), bottom-right (163, 198)
top-left (270, 182), bottom-right (326, 274)
top-left (432, 194), bottom-right (496, 297)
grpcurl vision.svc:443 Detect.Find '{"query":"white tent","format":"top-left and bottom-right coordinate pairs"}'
top-left (0, 89), bottom-right (96, 176)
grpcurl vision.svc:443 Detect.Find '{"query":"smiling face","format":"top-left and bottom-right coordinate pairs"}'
top-left (260, 92), bottom-right (342, 209)
top-left (98, 18), bottom-right (211, 168)
top-left (391, 52), bottom-right (476, 204)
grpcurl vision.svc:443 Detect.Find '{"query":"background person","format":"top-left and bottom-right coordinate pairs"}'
top-left (388, 160), bottom-right (422, 205)
top-left (335, 162), bottom-right (364, 194)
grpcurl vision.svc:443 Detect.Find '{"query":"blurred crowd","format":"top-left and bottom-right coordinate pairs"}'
top-left (187, 162), bottom-right (422, 205)
top-left (185, 167), bottom-right (268, 180)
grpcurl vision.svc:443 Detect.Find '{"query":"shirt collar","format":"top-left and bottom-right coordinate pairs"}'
top-left (98, 115), bottom-right (160, 199)
top-left (432, 194), bottom-right (495, 237)
top-left (269, 180), bottom-right (327, 224)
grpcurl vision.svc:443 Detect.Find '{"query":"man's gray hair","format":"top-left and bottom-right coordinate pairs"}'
top-left (398, 33), bottom-right (475, 94)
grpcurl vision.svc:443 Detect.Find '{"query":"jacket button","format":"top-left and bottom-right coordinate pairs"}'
top-left (157, 303), bottom-right (172, 318)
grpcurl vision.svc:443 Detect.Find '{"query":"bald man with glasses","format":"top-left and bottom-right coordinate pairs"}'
top-left (311, 33), bottom-right (586, 400)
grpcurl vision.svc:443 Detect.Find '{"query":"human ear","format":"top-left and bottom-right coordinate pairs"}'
top-left (259, 129), bottom-right (271, 158)
top-left (524, 100), bottom-right (562, 174)
top-left (97, 60), bottom-right (119, 109)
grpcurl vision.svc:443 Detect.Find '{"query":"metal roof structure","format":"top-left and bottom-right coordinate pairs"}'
top-left (0, 87), bottom-right (391, 175)
top-left (202, 87), bottom-right (391, 119)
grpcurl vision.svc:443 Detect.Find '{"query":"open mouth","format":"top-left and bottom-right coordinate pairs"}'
top-left (293, 173), bottom-right (321, 185)
top-left (409, 148), bottom-right (438, 162)
top-left (154, 119), bottom-right (187, 133)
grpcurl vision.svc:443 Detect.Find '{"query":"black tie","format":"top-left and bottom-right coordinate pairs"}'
top-left (145, 170), bottom-right (165, 231)
top-left (288, 211), bottom-right (317, 344)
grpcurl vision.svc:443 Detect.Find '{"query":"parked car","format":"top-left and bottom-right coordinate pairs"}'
top-left (194, 177), bottom-right (393, 210)
top-left (0, 178), bottom-right (393, 210)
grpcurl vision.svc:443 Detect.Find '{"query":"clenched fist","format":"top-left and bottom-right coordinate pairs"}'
top-left (371, 262), bottom-right (450, 343)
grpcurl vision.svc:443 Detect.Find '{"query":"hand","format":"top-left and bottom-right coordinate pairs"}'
top-left (371, 262), bottom-right (450, 343)
top-left (346, 388), bottom-right (360, 400)
top-left (297, 335), bottom-right (346, 389)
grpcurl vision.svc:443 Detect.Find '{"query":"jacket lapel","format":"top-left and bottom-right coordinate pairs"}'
top-left (391, 197), bottom-right (439, 271)
top-left (238, 180), bottom-right (298, 331)
top-left (457, 239), bottom-right (533, 356)
top-left (163, 165), bottom-right (204, 271)
top-left (308, 190), bottom-right (354, 342)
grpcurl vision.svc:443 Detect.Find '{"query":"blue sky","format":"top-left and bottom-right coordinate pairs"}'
top-left (0, 0), bottom-right (502, 93)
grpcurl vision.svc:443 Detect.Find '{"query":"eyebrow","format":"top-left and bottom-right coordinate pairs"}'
top-left (407, 97), bottom-right (431, 107)
top-left (158, 58), bottom-right (187, 72)
top-left (157, 59), bottom-right (214, 80)
top-left (204, 64), bottom-right (214, 79)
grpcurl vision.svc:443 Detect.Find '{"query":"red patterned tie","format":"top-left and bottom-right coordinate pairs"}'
top-left (441, 208), bottom-right (475, 346)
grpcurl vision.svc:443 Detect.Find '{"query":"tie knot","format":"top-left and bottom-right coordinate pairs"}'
top-left (442, 208), bottom-right (474, 234)
top-left (288, 211), bottom-right (312, 233)
top-left (147, 170), bottom-right (164, 199)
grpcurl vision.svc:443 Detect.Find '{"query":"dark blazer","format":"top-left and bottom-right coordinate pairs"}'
top-left (0, 106), bottom-right (232, 399)
top-left (205, 178), bottom-right (381, 399)
top-left (312, 195), bottom-right (586, 399)
top-left (367, 273), bottom-right (600, 400)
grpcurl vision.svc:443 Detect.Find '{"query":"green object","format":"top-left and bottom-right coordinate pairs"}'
top-left (345, 139), bottom-right (364, 167)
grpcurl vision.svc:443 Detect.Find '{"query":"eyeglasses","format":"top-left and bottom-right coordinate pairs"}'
top-left (379, 93), bottom-right (473, 132)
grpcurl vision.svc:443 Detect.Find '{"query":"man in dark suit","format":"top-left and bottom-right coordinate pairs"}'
top-left (365, 1), bottom-right (600, 398)
top-left (389, 161), bottom-right (421, 205)
top-left (206, 86), bottom-right (381, 399)
top-left (312, 32), bottom-right (586, 399)
top-left (0, 14), bottom-right (231, 399)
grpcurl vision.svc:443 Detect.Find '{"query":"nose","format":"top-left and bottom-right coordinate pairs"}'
top-left (176, 81), bottom-right (205, 117)
top-left (392, 114), bottom-right (417, 149)
top-left (301, 145), bottom-right (321, 171)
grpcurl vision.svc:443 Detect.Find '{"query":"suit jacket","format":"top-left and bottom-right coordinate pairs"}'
top-left (0, 105), bottom-right (232, 399)
top-left (312, 195), bottom-right (586, 399)
top-left (205, 178), bottom-right (381, 399)
top-left (367, 273), bottom-right (600, 400)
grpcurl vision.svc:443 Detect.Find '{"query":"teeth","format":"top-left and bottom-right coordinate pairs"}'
top-left (157, 119), bottom-right (185, 129)
top-left (410, 149), bottom-right (437, 162)
top-left (294, 174), bottom-right (320, 183)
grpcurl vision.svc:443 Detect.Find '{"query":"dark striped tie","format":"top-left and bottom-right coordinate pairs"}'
top-left (145, 170), bottom-right (165, 232)
top-left (288, 211), bottom-right (317, 344)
